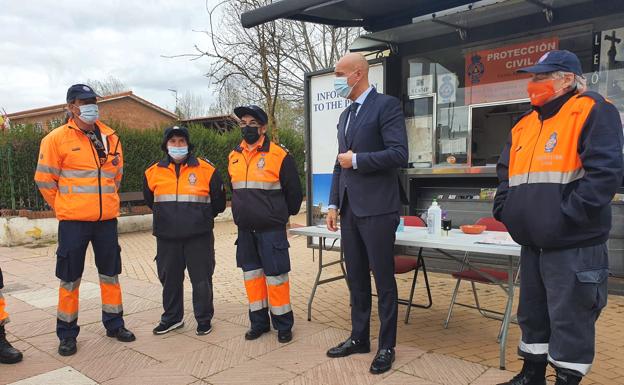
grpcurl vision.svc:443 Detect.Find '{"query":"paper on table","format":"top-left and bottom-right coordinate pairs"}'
top-left (475, 233), bottom-right (518, 247)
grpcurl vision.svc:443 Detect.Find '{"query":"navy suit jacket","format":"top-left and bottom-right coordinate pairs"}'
top-left (329, 88), bottom-right (409, 217)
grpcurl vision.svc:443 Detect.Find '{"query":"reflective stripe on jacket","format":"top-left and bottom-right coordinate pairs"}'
top-left (228, 137), bottom-right (302, 231)
top-left (144, 155), bottom-right (226, 239)
top-left (494, 91), bottom-right (623, 249)
top-left (34, 119), bottom-right (123, 221)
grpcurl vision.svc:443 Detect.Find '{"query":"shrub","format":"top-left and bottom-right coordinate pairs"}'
top-left (0, 122), bottom-right (305, 210)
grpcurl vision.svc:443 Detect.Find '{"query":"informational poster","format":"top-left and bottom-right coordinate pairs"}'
top-left (593, 27), bottom-right (624, 154)
top-left (437, 73), bottom-right (457, 104)
top-left (408, 75), bottom-right (433, 98)
top-left (308, 63), bottom-right (384, 224)
top-left (465, 37), bottom-right (559, 104)
top-left (594, 28), bottom-right (624, 103)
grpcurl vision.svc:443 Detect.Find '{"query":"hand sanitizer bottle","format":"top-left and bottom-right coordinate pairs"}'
top-left (427, 199), bottom-right (442, 236)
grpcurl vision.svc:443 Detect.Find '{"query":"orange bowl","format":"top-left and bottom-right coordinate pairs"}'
top-left (460, 225), bottom-right (486, 234)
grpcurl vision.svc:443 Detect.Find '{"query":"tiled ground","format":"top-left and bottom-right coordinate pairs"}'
top-left (0, 213), bottom-right (623, 384)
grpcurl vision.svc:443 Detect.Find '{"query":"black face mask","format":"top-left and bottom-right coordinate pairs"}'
top-left (242, 125), bottom-right (261, 144)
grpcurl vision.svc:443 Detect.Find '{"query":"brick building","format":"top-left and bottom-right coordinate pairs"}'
top-left (6, 91), bottom-right (178, 131)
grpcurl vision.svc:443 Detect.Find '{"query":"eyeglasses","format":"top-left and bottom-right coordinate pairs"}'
top-left (241, 123), bottom-right (261, 129)
top-left (85, 130), bottom-right (105, 151)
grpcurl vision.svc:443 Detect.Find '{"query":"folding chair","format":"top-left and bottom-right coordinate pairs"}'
top-left (395, 216), bottom-right (433, 323)
top-left (444, 217), bottom-right (519, 340)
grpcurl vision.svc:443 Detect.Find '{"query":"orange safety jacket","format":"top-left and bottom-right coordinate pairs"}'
top-left (144, 155), bottom-right (226, 239)
top-left (34, 119), bottom-right (123, 221)
top-left (228, 136), bottom-right (302, 231)
top-left (494, 91), bottom-right (623, 249)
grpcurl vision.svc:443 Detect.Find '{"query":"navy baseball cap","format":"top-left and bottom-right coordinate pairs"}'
top-left (234, 105), bottom-right (268, 125)
top-left (66, 84), bottom-right (99, 103)
top-left (161, 126), bottom-right (190, 151)
top-left (517, 50), bottom-right (583, 76)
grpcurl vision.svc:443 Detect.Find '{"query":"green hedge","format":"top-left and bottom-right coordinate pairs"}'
top-left (0, 123), bottom-right (305, 210)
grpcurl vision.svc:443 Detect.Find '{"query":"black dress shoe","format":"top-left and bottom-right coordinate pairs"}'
top-left (370, 348), bottom-right (395, 374)
top-left (0, 338), bottom-right (23, 364)
top-left (245, 327), bottom-right (270, 340)
top-left (58, 337), bottom-right (77, 356)
top-left (326, 338), bottom-right (371, 358)
top-left (106, 327), bottom-right (136, 342)
top-left (278, 330), bottom-right (292, 343)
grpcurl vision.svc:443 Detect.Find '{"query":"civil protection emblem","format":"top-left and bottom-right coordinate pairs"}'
top-left (257, 157), bottom-right (266, 169)
top-left (544, 132), bottom-right (558, 153)
top-left (467, 54), bottom-right (485, 84)
top-left (188, 172), bottom-right (197, 185)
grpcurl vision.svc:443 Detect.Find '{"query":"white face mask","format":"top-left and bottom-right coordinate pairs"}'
top-left (168, 146), bottom-right (188, 160)
top-left (77, 104), bottom-right (99, 124)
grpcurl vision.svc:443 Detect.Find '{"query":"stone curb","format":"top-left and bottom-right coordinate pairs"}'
top-left (0, 203), bottom-right (306, 247)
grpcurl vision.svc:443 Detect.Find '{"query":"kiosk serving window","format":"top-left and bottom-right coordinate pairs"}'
top-left (400, 25), bottom-right (613, 170)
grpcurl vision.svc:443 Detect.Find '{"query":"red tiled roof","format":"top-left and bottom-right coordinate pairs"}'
top-left (7, 91), bottom-right (177, 120)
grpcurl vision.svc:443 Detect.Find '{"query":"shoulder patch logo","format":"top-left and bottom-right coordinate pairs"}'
top-left (544, 132), bottom-right (558, 153)
top-left (188, 172), bottom-right (197, 185)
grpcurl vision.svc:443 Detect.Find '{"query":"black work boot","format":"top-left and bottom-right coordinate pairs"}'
top-left (497, 359), bottom-right (547, 385)
top-left (554, 368), bottom-right (582, 385)
top-left (0, 325), bottom-right (23, 364)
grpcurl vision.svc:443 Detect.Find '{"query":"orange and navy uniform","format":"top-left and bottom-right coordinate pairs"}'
top-left (228, 136), bottom-right (302, 331)
top-left (143, 155), bottom-right (226, 239)
top-left (34, 118), bottom-right (126, 339)
top-left (228, 137), bottom-right (303, 231)
top-left (494, 91), bottom-right (623, 249)
top-left (0, 268), bottom-right (8, 326)
top-left (143, 154), bottom-right (225, 326)
top-left (34, 119), bottom-right (123, 221)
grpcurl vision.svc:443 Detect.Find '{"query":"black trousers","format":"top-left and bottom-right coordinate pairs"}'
top-left (517, 243), bottom-right (609, 376)
top-left (340, 195), bottom-right (399, 349)
top-left (156, 233), bottom-right (215, 325)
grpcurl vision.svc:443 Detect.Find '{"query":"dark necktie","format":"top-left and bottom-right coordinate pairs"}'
top-left (345, 102), bottom-right (360, 143)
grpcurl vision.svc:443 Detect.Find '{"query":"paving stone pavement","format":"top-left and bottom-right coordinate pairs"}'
top-left (0, 213), bottom-right (623, 384)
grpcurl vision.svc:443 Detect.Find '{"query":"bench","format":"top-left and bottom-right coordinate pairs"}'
top-left (119, 191), bottom-right (145, 208)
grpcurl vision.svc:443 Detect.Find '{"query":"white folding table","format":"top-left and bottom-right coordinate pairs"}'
top-left (289, 225), bottom-right (521, 370)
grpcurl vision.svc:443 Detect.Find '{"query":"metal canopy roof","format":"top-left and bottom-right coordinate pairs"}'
top-left (359, 0), bottom-right (589, 44)
top-left (240, 0), bottom-right (476, 31)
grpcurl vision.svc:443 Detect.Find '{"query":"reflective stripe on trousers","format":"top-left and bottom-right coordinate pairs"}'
top-left (99, 274), bottom-right (123, 314)
top-left (519, 341), bottom-right (549, 355)
top-left (0, 290), bottom-right (9, 325)
top-left (58, 278), bottom-right (81, 323)
top-left (244, 268), bottom-right (268, 312)
top-left (266, 273), bottom-right (291, 315)
top-left (548, 355), bottom-right (592, 376)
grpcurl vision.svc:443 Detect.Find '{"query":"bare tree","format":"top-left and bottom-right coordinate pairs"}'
top-left (164, 0), bottom-right (359, 142)
top-left (177, 91), bottom-right (209, 119)
top-left (86, 75), bottom-right (129, 96)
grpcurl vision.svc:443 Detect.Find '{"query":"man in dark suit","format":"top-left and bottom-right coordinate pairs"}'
top-left (326, 53), bottom-right (408, 374)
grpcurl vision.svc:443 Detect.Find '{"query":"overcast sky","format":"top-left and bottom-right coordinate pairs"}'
top-left (0, 0), bottom-right (221, 113)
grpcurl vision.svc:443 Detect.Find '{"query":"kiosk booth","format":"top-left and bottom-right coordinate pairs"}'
top-left (241, 0), bottom-right (624, 282)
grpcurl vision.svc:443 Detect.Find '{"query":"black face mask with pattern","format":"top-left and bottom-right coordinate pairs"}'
top-left (242, 125), bottom-right (261, 144)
